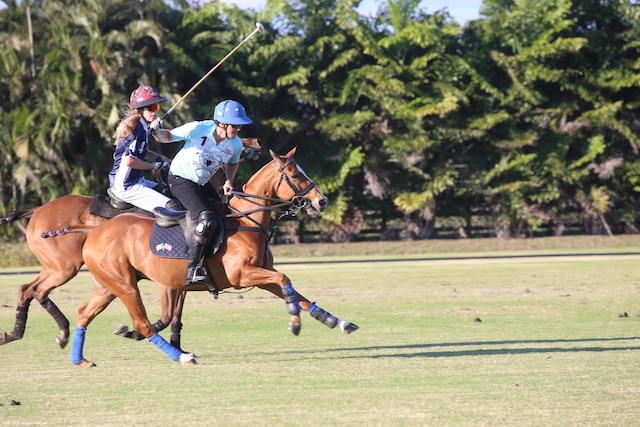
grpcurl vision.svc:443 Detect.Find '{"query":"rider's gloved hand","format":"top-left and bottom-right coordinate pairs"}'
top-left (149, 118), bottom-right (163, 135)
top-left (152, 161), bottom-right (170, 171)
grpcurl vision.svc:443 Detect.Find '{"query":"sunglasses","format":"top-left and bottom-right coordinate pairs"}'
top-left (144, 104), bottom-right (159, 112)
top-left (229, 124), bottom-right (242, 130)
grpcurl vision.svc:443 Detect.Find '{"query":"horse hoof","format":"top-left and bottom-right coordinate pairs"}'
top-left (179, 353), bottom-right (197, 365)
top-left (0, 331), bottom-right (13, 345)
top-left (56, 333), bottom-right (69, 349)
top-left (289, 316), bottom-right (302, 336)
top-left (339, 321), bottom-right (359, 334)
top-left (112, 324), bottom-right (129, 337)
top-left (77, 359), bottom-right (96, 368)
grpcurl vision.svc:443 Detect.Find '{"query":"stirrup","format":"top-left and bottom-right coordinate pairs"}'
top-left (185, 266), bottom-right (207, 285)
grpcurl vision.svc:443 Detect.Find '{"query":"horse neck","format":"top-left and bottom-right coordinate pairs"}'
top-left (230, 161), bottom-right (281, 227)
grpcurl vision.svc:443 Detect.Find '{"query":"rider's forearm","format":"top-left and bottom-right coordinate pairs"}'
top-left (151, 129), bottom-right (173, 143)
top-left (225, 163), bottom-right (239, 188)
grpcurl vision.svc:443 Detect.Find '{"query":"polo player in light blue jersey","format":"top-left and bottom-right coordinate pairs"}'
top-left (150, 100), bottom-right (252, 284)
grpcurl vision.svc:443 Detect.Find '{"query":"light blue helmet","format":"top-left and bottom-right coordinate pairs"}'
top-left (213, 100), bottom-right (253, 125)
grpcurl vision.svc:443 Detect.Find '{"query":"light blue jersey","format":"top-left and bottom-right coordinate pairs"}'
top-left (169, 120), bottom-right (243, 186)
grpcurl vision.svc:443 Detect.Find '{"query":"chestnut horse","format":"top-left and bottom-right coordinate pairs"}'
top-left (0, 195), bottom-right (111, 348)
top-left (67, 148), bottom-right (358, 366)
top-left (0, 139), bottom-right (263, 350)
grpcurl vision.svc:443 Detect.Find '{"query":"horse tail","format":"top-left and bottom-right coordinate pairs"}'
top-left (40, 224), bottom-right (94, 239)
top-left (0, 209), bottom-right (34, 225)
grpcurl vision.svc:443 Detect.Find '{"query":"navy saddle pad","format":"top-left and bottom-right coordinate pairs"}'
top-left (149, 223), bottom-right (189, 259)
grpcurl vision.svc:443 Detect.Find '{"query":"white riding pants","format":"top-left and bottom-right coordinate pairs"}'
top-left (110, 178), bottom-right (171, 213)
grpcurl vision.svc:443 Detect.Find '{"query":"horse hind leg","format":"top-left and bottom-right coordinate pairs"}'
top-left (113, 319), bottom-right (168, 341)
top-left (113, 286), bottom-right (179, 341)
top-left (0, 277), bottom-right (42, 345)
top-left (0, 305), bottom-right (29, 345)
top-left (31, 268), bottom-right (81, 348)
top-left (1, 265), bottom-right (80, 347)
top-left (100, 278), bottom-right (196, 365)
top-left (112, 288), bottom-right (192, 354)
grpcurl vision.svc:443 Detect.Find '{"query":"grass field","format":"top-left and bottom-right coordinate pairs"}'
top-left (1, 244), bottom-right (640, 426)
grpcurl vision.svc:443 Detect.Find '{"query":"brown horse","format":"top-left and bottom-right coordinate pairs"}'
top-left (0, 195), bottom-right (108, 348)
top-left (67, 147), bottom-right (358, 366)
top-left (0, 138), bottom-right (263, 350)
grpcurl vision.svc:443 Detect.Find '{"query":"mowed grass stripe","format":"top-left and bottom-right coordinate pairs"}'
top-left (0, 254), bottom-right (639, 426)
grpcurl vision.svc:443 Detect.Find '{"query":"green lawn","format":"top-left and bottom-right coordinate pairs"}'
top-left (0, 252), bottom-right (639, 426)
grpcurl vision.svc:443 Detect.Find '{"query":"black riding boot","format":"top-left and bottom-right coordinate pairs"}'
top-left (184, 210), bottom-right (218, 285)
top-left (185, 240), bottom-right (207, 285)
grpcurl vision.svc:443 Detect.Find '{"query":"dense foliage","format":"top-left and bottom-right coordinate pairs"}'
top-left (1, 0), bottom-right (639, 241)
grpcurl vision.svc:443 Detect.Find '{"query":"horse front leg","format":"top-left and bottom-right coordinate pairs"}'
top-left (281, 283), bottom-right (302, 336)
top-left (40, 297), bottom-right (71, 347)
top-left (235, 267), bottom-right (302, 335)
top-left (306, 301), bottom-right (359, 334)
top-left (258, 282), bottom-right (360, 335)
top-left (72, 286), bottom-right (117, 367)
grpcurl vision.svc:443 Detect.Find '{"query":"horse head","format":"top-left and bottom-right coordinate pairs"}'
top-left (269, 147), bottom-right (328, 217)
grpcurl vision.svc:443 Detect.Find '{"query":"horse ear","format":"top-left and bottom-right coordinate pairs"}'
top-left (285, 146), bottom-right (297, 157)
top-left (269, 149), bottom-right (280, 162)
top-left (269, 146), bottom-right (297, 163)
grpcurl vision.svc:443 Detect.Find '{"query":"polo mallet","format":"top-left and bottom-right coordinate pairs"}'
top-left (160, 22), bottom-right (266, 121)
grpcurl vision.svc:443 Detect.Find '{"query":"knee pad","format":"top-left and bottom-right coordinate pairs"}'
top-left (193, 210), bottom-right (217, 244)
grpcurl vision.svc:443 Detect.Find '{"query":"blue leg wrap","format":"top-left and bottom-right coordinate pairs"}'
top-left (308, 302), bottom-right (338, 329)
top-left (282, 284), bottom-right (300, 316)
top-left (70, 327), bottom-right (87, 365)
top-left (148, 333), bottom-right (182, 362)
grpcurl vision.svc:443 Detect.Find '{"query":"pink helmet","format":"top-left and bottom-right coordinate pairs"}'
top-left (129, 85), bottom-right (167, 109)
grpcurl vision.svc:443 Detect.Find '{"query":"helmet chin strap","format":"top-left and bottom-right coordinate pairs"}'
top-left (214, 122), bottom-right (229, 141)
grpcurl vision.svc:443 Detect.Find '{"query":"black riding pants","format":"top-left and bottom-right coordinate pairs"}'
top-left (167, 174), bottom-right (220, 221)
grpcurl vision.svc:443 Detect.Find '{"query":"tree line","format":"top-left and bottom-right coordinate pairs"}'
top-left (1, 0), bottom-right (639, 242)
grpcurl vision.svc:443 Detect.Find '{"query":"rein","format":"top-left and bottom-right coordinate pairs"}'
top-left (225, 158), bottom-right (320, 241)
top-left (225, 191), bottom-right (305, 241)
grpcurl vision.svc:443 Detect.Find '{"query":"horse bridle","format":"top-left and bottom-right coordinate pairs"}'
top-left (275, 158), bottom-right (317, 211)
top-left (225, 158), bottom-right (322, 237)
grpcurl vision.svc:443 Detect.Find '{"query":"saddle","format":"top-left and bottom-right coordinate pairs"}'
top-left (89, 190), bottom-right (152, 219)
